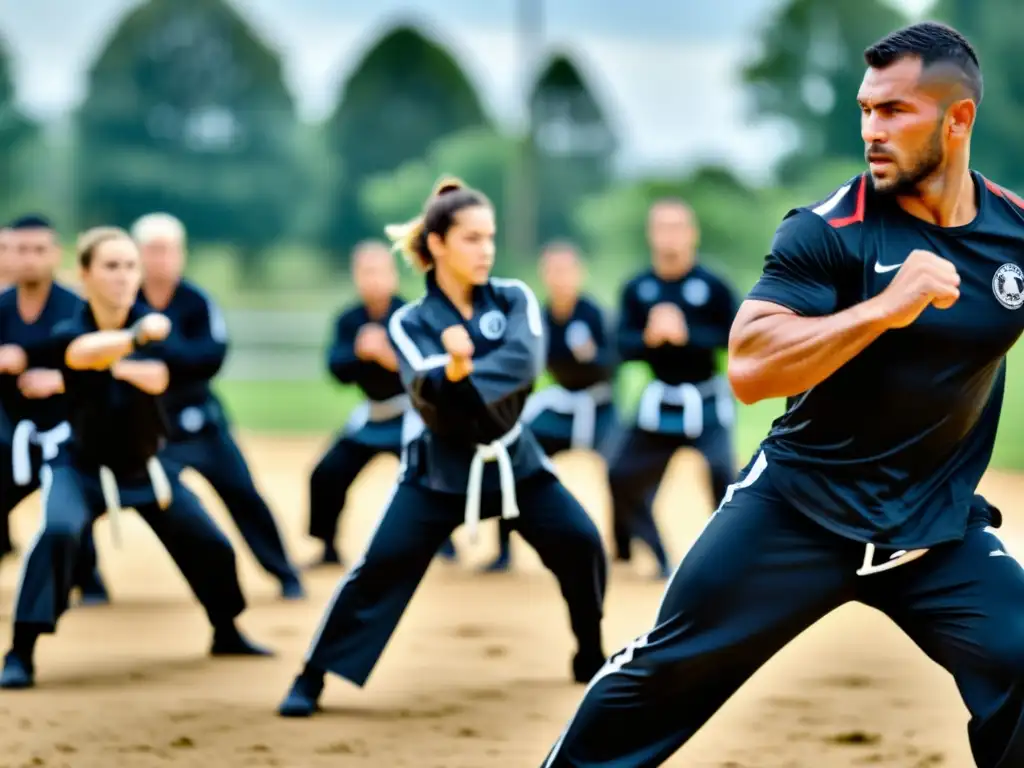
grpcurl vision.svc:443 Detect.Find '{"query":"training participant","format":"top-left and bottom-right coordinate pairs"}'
top-left (0, 216), bottom-right (108, 604)
top-left (307, 240), bottom-right (456, 568)
top-left (130, 213), bottom-right (304, 600)
top-left (604, 199), bottom-right (739, 579)
top-left (278, 178), bottom-right (608, 718)
top-left (483, 241), bottom-right (617, 572)
top-left (541, 23), bottom-right (1024, 768)
top-left (0, 227), bottom-right (271, 690)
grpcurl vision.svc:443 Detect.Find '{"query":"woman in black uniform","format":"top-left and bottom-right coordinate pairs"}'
top-left (278, 178), bottom-right (608, 717)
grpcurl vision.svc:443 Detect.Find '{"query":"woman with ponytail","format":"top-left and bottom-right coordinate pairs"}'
top-left (279, 178), bottom-right (608, 718)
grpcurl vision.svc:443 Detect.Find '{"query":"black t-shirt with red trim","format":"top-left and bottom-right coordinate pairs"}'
top-left (745, 171), bottom-right (1024, 549)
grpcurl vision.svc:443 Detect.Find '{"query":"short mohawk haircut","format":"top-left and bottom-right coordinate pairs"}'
top-left (864, 21), bottom-right (983, 104)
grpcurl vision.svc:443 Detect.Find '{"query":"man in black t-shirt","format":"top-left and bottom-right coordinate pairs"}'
top-left (542, 22), bottom-right (1024, 768)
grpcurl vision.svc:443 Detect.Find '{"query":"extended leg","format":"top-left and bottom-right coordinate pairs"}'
top-left (605, 428), bottom-right (673, 574)
top-left (279, 483), bottom-right (458, 717)
top-left (138, 481), bottom-right (270, 657)
top-left (540, 453), bottom-right (858, 767)
top-left (168, 431), bottom-right (303, 598)
top-left (514, 476), bottom-right (608, 681)
top-left (2, 465), bottom-right (93, 689)
top-left (308, 435), bottom-right (377, 566)
top-left (869, 501), bottom-right (1024, 768)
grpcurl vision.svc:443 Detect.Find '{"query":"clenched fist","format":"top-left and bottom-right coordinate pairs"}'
top-left (644, 303), bottom-right (688, 346)
top-left (442, 325), bottom-right (474, 381)
top-left (875, 249), bottom-right (960, 329)
top-left (0, 344), bottom-right (27, 375)
top-left (134, 313), bottom-right (172, 345)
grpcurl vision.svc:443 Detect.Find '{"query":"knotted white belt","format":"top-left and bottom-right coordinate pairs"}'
top-left (98, 458), bottom-right (172, 547)
top-left (12, 420), bottom-right (71, 485)
top-left (637, 375), bottom-right (734, 437)
top-left (464, 422), bottom-right (523, 543)
top-left (521, 382), bottom-right (613, 449)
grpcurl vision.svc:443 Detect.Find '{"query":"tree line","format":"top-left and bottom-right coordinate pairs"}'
top-left (1, 0), bottom-right (1022, 287)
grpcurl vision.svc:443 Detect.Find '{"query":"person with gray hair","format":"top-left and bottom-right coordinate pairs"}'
top-left (130, 212), bottom-right (305, 601)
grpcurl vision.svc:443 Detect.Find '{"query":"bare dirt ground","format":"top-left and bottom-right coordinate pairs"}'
top-left (0, 433), bottom-right (1020, 767)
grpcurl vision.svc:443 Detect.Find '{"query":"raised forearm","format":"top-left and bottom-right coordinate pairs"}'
top-left (65, 330), bottom-right (135, 370)
top-left (727, 299), bottom-right (889, 404)
top-left (111, 359), bottom-right (169, 395)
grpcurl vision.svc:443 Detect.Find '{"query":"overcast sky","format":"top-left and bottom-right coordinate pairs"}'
top-left (0, 0), bottom-right (933, 180)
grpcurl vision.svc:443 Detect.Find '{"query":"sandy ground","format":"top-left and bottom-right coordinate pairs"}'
top-left (0, 433), bottom-right (1020, 767)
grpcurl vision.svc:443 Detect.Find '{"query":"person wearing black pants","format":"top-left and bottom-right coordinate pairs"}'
top-left (131, 213), bottom-right (304, 600)
top-left (0, 227), bottom-right (271, 689)
top-left (279, 178), bottom-right (607, 717)
top-left (483, 241), bottom-right (620, 573)
top-left (307, 240), bottom-right (455, 567)
top-left (606, 199), bottom-right (739, 579)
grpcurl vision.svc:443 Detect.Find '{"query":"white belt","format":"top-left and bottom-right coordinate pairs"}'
top-left (12, 420), bottom-right (71, 485)
top-left (346, 394), bottom-right (411, 435)
top-left (522, 382), bottom-right (612, 449)
top-left (464, 422), bottom-right (523, 543)
top-left (98, 458), bottom-right (172, 548)
top-left (637, 375), bottom-right (733, 437)
top-left (368, 393), bottom-right (410, 422)
top-left (856, 543), bottom-right (929, 576)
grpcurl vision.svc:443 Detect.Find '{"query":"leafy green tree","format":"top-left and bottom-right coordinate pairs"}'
top-left (931, 0), bottom-right (1024, 189)
top-left (0, 34), bottom-right (38, 221)
top-left (322, 25), bottom-right (490, 260)
top-left (528, 53), bottom-right (617, 250)
top-left (75, 0), bottom-right (303, 269)
top-left (742, 0), bottom-right (908, 181)
top-left (360, 127), bottom-right (515, 250)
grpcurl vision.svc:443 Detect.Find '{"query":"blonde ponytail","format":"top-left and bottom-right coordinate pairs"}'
top-left (384, 215), bottom-right (430, 271)
top-left (384, 175), bottom-right (485, 273)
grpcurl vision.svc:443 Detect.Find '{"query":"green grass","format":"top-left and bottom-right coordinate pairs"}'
top-left (216, 344), bottom-right (1024, 472)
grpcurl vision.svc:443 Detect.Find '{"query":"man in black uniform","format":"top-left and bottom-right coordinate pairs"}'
top-left (131, 213), bottom-right (304, 600)
top-left (307, 240), bottom-right (455, 567)
top-left (0, 215), bottom-right (107, 602)
top-left (541, 23), bottom-right (1024, 768)
top-left (605, 200), bottom-right (739, 579)
top-left (0, 226), bottom-right (270, 690)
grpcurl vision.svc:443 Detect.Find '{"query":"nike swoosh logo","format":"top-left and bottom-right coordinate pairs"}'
top-left (991, 550), bottom-right (1011, 557)
top-left (874, 261), bottom-right (903, 273)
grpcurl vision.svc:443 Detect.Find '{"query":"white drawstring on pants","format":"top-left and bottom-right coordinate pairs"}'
top-left (464, 422), bottom-right (523, 543)
top-left (855, 542), bottom-right (929, 576)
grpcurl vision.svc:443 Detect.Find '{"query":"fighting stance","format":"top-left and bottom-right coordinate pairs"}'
top-left (0, 227), bottom-right (270, 690)
top-left (131, 213), bottom-right (304, 600)
top-left (0, 216), bottom-right (107, 603)
top-left (605, 200), bottom-right (739, 578)
top-left (543, 23), bottom-right (1024, 768)
top-left (279, 178), bottom-right (607, 717)
top-left (307, 240), bottom-right (455, 567)
top-left (483, 241), bottom-right (618, 572)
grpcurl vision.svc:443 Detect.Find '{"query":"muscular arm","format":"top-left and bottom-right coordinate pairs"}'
top-left (727, 299), bottom-right (888, 404)
top-left (727, 207), bottom-right (890, 404)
